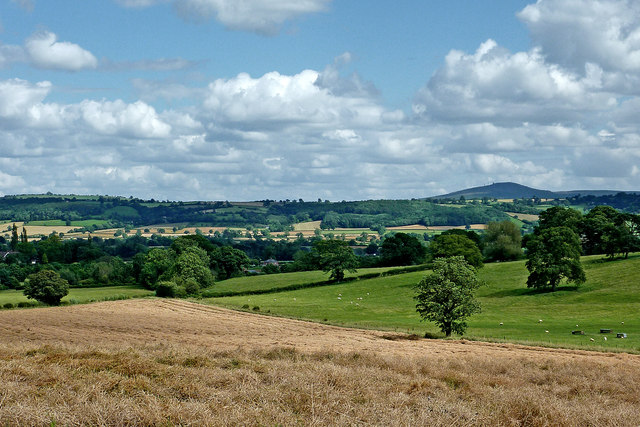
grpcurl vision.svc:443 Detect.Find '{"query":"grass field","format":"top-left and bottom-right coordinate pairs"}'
top-left (210, 266), bottom-right (412, 295)
top-left (207, 254), bottom-right (640, 352)
top-left (0, 286), bottom-right (154, 307)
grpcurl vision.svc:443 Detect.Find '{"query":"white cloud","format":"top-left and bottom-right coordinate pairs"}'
top-left (413, 39), bottom-right (614, 125)
top-left (519, 0), bottom-right (640, 72)
top-left (25, 31), bottom-right (98, 71)
top-left (79, 100), bottom-right (171, 138)
top-left (0, 78), bottom-right (51, 118)
top-left (202, 69), bottom-right (393, 127)
top-left (174, 0), bottom-right (331, 35)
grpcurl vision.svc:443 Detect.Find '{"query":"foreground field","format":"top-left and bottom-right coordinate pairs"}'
top-left (210, 254), bottom-right (640, 352)
top-left (1, 299), bottom-right (639, 425)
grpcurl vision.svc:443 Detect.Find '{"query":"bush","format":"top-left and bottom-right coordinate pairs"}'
top-left (17, 301), bottom-right (36, 308)
top-left (155, 281), bottom-right (177, 298)
top-left (3, 303), bottom-right (14, 309)
top-left (183, 278), bottom-right (201, 296)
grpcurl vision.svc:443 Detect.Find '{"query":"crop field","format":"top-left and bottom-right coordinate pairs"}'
top-left (1, 299), bottom-right (639, 425)
top-left (209, 254), bottom-right (640, 352)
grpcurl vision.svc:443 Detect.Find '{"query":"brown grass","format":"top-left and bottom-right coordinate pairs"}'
top-left (506, 212), bottom-right (540, 222)
top-left (1, 299), bottom-right (639, 425)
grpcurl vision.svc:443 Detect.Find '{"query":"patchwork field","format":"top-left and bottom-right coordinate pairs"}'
top-left (1, 299), bottom-right (639, 425)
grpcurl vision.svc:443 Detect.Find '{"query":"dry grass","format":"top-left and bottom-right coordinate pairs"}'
top-left (506, 212), bottom-right (540, 222)
top-left (1, 300), bottom-right (639, 425)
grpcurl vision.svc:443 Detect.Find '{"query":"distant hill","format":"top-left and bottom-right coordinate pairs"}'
top-left (431, 182), bottom-right (639, 200)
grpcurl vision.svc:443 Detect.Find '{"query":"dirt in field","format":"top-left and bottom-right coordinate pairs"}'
top-left (1, 299), bottom-right (638, 367)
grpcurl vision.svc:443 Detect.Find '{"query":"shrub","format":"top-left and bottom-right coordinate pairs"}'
top-left (155, 281), bottom-right (177, 298)
top-left (17, 301), bottom-right (36, 308)
top-left (252, 306), bottom-right (260, 311)
top-left (183, 278), bottom-right (201, 296)
top-left (3, 303), bottom-right (14, 309)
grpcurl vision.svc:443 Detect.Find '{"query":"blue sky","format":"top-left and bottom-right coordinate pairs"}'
top-left (0, 0), bottom-right (639, 201)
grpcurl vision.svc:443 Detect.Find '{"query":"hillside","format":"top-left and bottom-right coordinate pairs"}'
top-left (432, 181), bottom-right (639, 200)
top-left (210, 254), bottom-right (640, 351)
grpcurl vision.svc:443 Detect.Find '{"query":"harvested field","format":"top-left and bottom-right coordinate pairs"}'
top-left (506, 212), bottom-right (540, 222)
top-left (1, 299), bottom-right (640, 425)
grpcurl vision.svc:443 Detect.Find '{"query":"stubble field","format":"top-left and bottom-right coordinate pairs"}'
top-left (1, 299), bottom-right (640, 425)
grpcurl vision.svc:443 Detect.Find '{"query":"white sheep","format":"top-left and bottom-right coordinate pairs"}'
top-left (604, 336), bottom-right (608, 341)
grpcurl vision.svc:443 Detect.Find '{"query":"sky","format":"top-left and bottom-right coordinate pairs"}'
top-left (1, 0), bottom-right (639, 201)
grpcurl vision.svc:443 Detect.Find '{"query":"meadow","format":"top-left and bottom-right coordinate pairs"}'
top-left (0, 286), bottom-right (154, 308)
top-left (208, 254), bottom-right (640, 352)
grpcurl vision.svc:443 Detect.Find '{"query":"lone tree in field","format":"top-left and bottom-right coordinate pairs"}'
top-left (525, 226), bottom-right (585, 291)
top-left (23, 270), bottom-right (69, 306)
top-left (309, 239), bottom-right (358, 281)
top-left (414, 256), bottom-right (482, 337)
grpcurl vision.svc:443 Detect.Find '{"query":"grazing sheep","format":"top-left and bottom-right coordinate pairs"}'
top-left (499, 322), bottom-right (503, 326)
top-left (545, 330), bottom-right (549, 333)
top-left (590, 338), bottom-right (595, 342)
top-left (538, 319), bottom-right (543, 323)
top-left (604, 336), bottom-right (608, 341)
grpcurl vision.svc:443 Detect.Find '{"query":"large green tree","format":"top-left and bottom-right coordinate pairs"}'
top-left (23, 270), bottom-right (69, 306)
top-left (414, 256), bottom-right (483, 337)
top-left (429, 234), bottom-right (483, 268)
top-left (380, 233), bottom-right (427, 266)
top-left (525, 226), bottom-right (585, 291)
top-left (308, 239), bottom-right (358, 281)
top-left (482, 220), bottom-right (522, 262)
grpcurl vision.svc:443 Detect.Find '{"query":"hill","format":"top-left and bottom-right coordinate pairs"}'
top-left (432, 181), bottom-right (638, 200)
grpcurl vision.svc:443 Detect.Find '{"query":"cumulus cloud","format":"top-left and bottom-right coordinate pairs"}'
top-left (202, 69), bottom-right (394, 127)
top-left (174, 0), bottom-right (331, 35)
top-left (519, 0), bottom-right (640, 72)
top-left (78, 100), bottom-right (172, 138)
top-left (25, 31), bottom-right (98, 71)
top-left (413, 39), bottom-right (615, 125)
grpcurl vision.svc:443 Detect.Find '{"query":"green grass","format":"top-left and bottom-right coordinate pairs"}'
top-left (206, 254), bottom-right (640, 352)
top-left (0, 286), bottom-right (154, 308)
top-left (212, 266), bottom-right (412, 295)
top-left (24, 219), bottom-right (110, 227)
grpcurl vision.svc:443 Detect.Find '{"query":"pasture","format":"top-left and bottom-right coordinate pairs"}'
top-left (0, 286), bottom-right (154, 308)
top-left (208, 254), bottom-right (640, 352)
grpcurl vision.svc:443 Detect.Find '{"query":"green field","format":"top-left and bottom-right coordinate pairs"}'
top-left (206, 254), bottom-right (640, 352)
top-left (209, 266), bottom-right (419, 295)
top-left (0, 286), bottom-right (154, 307)
top-left (25, 219), bottom-right (111, 228)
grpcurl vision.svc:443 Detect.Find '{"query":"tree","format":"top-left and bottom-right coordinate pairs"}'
top-left (10, 223), bottom-right (18, 250)
top-left (172, 246), bottom-right (214, 288)
top-left (308, 239), bottom-right (358, 281)
top-left (210, 246), bottom-right (251, 280)
top-left (525, 226), bottom-right (585, 291)
top-left (380, 233), bottom-right (427, 266)
top-left (482, 220), bottom-right (522, 262)
top-left (414, 256), bottom-right (483, 337)
top-left (23, 270), bottom-right (69, 306)
top-left (429, 234), bottom-right (483, 268)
